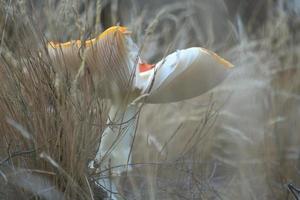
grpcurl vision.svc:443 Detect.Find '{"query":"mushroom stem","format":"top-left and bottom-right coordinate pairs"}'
top-left (93, 101), bottom-right (140, 198)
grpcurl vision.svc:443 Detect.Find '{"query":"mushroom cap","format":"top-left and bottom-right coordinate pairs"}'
top-left (47, 26), bottom-right (138, 98)
top-left (84, 26), bottom-right (138, 98)
top-left (47, 27), bottom-right (233, 104)
top-left (138, 47), bottom-right (233, 103)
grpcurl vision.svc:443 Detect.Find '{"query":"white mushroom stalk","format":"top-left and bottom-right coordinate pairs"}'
top-left (48, 26), bottom-right (233, 199)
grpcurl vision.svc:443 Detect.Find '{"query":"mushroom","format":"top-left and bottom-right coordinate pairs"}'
top-left (136, 47), bottom-right (233, 103)
top-left (48, 26), bottom-right (233, 199)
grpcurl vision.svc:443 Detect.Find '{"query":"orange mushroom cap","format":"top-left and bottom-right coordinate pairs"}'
top-left (47, 26), bottom-right (130, 49)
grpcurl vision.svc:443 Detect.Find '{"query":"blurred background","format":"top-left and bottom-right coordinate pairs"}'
top-left (0, 0), bottom-right (300, 199)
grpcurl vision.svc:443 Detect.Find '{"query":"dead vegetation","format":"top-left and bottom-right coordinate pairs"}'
top-left (0, 0), bottom-right (300, 199)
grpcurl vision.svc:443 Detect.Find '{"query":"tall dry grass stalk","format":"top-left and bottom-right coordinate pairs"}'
top-left (0, 1), bottom-right (108, 199)
top-left (0, 0), bottom-right (300, 199)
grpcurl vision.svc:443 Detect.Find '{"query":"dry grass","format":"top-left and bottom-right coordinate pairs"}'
top-left (0, 0), bottom-right (300, 199)
top-left (0, 1), bottom-right (107, 199)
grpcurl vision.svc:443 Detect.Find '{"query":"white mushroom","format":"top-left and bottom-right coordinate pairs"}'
top-left (48, 26), bottom-right (233, 199)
